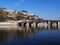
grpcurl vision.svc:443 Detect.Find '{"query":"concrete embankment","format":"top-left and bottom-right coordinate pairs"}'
top-left (0, 22), bottom-right (18, 30)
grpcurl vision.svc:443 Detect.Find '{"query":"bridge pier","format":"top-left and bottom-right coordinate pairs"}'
top-left (26, 22), bottom-right (29, 30)
top-left (37, 22), bottom-right (44, 28)
top-left (58, 21), bottom-right (60, 29)
top-left (43, 22), bottom-right (48, 29)
top-left (31, 22), bottom-right (36, 28)
top-left (48, 21), bottom-right (51, 29)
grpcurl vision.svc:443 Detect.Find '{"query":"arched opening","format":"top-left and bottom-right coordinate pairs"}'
top-left (51, 21), bottom-right (58, 29)
top-left (29, 23), bottom-right (31, 28)
top-left (23, 22), bottom-right (27, 27)
top-left (18, 22), bottom-right (22, 27)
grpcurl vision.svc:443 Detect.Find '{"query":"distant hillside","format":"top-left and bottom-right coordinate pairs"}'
top-left (0, 8), bottom-right (43, 22)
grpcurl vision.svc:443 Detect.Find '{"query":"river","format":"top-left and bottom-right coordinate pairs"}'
top-left (0, 27), bottom-right (60, 45)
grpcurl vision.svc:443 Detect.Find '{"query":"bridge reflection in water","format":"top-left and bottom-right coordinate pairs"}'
top-left (0, 25), bottom-right (59, 41)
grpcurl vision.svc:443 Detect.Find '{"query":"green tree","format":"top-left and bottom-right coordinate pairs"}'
top-left (21, 10), bottom-right (27, 13)
top-left (0, 8), bottom-right (8, 22)
top-left (16, 13), bottom-right (24, 20)
top-left (21, 10), bottom-right (28, 16)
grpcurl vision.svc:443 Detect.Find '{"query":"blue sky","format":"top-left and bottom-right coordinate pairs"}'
top-left (0, 0), bottom-right (60, 20)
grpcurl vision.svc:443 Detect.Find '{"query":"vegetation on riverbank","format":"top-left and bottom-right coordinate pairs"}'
top-left (0, 8), bottom-right (43, 22)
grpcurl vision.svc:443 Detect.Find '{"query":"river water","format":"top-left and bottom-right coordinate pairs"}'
top-left (0, 27), bottom-right (60, 45)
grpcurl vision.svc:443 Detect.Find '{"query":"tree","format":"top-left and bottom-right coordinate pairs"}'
top-left (0, 8), bottom-right (8, 21)
top-left (21, 10), bottom-right (27, 13)
top-left (0, 8), bottom-right (4, 21)
top-left (16, 13), bottom-right (24, 20)
top-left (21, 10), bottom-right (28, 16)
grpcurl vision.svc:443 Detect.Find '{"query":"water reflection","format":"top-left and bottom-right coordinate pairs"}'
top-left (0, 27), bottom-right (43, 41)
top-left (0, 26), bottom-right (58, 41)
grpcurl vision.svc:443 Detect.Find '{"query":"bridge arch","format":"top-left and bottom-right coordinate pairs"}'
top-left (50, 21), bottom-right (58, 29)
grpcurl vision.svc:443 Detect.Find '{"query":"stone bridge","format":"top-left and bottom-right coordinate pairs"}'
top-left (18, 20), bottom-right (60, 29)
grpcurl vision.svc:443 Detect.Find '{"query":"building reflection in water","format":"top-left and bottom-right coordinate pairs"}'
top-left (0, 26), bottom-right (58, 41)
